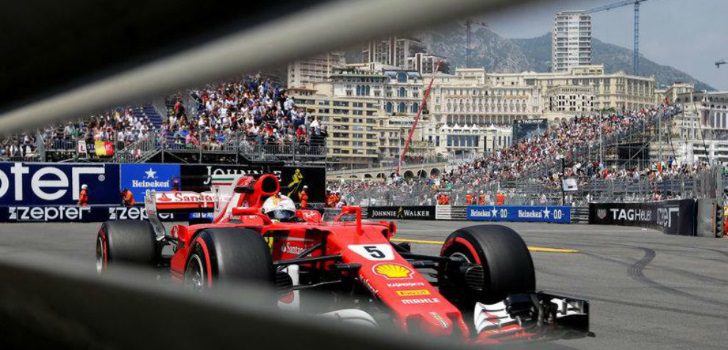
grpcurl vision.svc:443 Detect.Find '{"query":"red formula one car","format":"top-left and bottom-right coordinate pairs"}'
top-left (96, 174), bottom-right (590, 344)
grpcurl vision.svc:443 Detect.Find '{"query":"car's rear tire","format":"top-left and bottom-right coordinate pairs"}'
top-left (438, 224), bottom-right (535, 306)
top-left (185, 228), bottom-right (274, 289)
top-left (96, 220), bottom-right (159, 272)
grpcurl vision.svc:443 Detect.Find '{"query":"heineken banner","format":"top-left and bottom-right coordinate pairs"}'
top-left (589, 200), bottom-right (696, 236)
top-left (179, 164), bottom-right (325, 203)
top-left (466, 205), bottom-right (571, 224)
top-left (366, 206), bottom-right (436, 220)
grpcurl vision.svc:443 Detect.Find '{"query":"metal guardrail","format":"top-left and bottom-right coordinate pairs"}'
top-left (33, 133), bottom-right (327, 164)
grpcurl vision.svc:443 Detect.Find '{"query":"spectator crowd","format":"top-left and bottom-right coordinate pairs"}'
top-left (1, 74), bottom-right (326, 162)
top-left (162, 75), bottom-right (327, 152)
top-left (332, 104), bottom-right (716, 206)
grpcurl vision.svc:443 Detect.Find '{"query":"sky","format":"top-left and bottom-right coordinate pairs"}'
top-left (480, 0), bottom-right (728, 90)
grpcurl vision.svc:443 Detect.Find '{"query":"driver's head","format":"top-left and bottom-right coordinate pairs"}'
top-left (262, 193), bottom-right (296, 222)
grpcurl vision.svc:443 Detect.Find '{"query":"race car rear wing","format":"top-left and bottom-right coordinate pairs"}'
top-left (144, 190), bottom-right (216, 214)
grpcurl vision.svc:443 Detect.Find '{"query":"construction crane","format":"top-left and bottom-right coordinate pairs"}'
top-left (396, 61), bottom-right (442, 175)
top-left (585, 0), bottom-right (647, 75)
top-left (716, 59), bottom-right (727, 68)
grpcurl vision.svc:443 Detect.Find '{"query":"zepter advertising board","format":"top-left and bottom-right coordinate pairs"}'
top-left (0, 162), bottom-right (120, 205)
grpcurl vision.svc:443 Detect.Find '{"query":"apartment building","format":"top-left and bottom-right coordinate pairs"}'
top-left (287, 52), bottom-right (345, 88)
top-left (552, 11), bottom-right (592, 72)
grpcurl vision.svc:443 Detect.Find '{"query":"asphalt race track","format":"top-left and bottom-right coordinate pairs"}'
top-left (1, 221), bottom-right (727, 349)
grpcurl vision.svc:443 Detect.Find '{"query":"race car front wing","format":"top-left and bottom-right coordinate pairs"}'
top-left (474, 292), bottom-right (591, 344)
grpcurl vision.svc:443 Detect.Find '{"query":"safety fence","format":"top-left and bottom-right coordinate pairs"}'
top-left (18, 133), bottom-right (327, 164)
top-left (344, 166), bottom-right (724, 209)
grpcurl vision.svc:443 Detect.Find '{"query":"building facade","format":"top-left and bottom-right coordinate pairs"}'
top-left (492, 65), bottom-right (655, 113)
top-left (292, 62), bottom-right (658, 166)
top-left (291, 92), bottom-right (381, 168)
top-left (362, 37), bottom-right (426, 69)
top-left (287, 52), bottom-right (345, 88)
top-left (424, 68), bottom-right (535, 156)
top-left (649, 91), bottom-right (728, 165)
top-left (552, 11), bottom-right (592, 72)
top-left (545, 85), bottom-right (595, 114)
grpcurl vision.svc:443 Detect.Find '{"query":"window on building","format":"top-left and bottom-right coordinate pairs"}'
top-left (411, 102), bottom-right (419, 113)
top-left (399, 87), bottom-right (406, 97)
top-left (398, 102), bottom-right (406, 113)
top-left (397, 72), bottom-right (407, 83)
top-left (385, 102), bottom-right (393, 113)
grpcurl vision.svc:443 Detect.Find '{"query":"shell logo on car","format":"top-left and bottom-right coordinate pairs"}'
top-left (373, 263), bottom-right (413, 279)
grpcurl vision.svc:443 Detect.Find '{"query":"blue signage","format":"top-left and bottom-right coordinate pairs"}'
top-left (0, 162), bottom-right (120, 205)
top-left (0, 205), bottom-right (178, 223)
top-left (466, 205), bottom-right (571, 224)
top-left (120, 164), bottom-right (181, 202)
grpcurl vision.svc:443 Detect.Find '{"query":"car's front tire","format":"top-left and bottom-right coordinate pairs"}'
top-left (438, 224), bottom-right (535, 307)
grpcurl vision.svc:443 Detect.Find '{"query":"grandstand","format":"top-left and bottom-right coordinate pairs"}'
top-left (334, 103), bottom-right (725, 207)
top-left (1, 76), bottom-right (327, 166)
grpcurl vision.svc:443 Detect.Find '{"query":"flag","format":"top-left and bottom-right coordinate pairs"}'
top-left (95, 140), bottom-right (115, 157)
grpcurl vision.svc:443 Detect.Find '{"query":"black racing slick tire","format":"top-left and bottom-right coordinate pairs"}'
top-left (438, 224), bottom-right (535, 306)
top-left (184, 228), bottom-right (274, 289)
top-left (96, 220), bottom-right (159, 272)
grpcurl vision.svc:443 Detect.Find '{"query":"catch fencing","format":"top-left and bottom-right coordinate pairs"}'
top-left (345, 166), bottom-right (723, 208)
top-left (16, 132), bottom-right (327, 164)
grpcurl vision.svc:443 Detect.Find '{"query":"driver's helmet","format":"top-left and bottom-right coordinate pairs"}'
top-left (262, 193), bottom-right (297, 222)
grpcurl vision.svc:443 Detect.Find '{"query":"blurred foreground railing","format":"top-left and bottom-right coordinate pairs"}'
top-left (0, 253), bottom-right (470, 350)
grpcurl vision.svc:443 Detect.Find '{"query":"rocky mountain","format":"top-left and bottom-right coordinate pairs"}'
top-left (348, 24), bottom-right (712, 91)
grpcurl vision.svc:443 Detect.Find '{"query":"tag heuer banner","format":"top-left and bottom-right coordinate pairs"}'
top-left (179, 164), bottom-right (325, 203)
top-left (366, 206), bottom-right (436, 220)
top-left (589, 200), bottom-right (696, 236)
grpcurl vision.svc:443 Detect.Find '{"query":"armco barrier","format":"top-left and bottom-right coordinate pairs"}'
top-left (365, 206), bottom-right (436, 220)
top-left (588, 200), bottom-right (696, 236)
top-left (466, 205), bottom-right (571, 224)
top-left (0, 205), bottom-right (185, 223)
